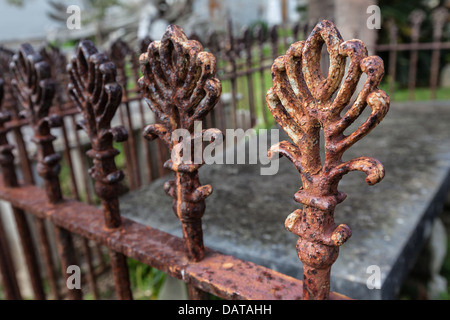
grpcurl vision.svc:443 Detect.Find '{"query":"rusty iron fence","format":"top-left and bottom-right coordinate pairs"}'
top-left (0, 19), bottom-right (388, 300)
top-left (376, 6), bottom-right (450, 101)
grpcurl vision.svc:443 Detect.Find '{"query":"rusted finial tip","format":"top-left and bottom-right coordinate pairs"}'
top-left (267, 19), bottom-right (389, 245)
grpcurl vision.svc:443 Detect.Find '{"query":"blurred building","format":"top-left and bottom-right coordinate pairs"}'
top-left (0, 0), bottom-right (376, 50)
top-left (0, 0), bottom-right (305, 46)
top-left (307, 0), bottom-right (379, 54)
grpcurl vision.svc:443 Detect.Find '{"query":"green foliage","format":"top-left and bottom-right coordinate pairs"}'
top-left (248, 20), bottom-right (269, 40)
top-left (380, 82), bottom-right (450, 101)
top-left (439, 237), bottom-right (450, 300)
top-left (6, 0), bottom-right (28, 6)
top-left (378, 0), bottom-right (450, 89)
top-left (127, 259), bottom-right (166, 300)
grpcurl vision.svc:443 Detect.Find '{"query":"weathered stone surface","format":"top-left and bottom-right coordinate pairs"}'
top-left (120, 101), bottom-right (450, 299)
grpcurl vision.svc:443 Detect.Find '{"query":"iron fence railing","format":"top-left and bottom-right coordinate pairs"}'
top-left (375, 6), bottom-right (450, 101)
top-left (0, 19), bottom-right (389, 300)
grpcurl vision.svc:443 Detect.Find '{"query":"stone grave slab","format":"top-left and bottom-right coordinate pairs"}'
top-left (119, 101), bottom-right (450, 299)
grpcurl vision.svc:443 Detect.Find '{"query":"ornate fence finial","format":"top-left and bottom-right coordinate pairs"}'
top-left (139, 25), bottom-right (222, 263)
top-left (431, 7), bottom-right (449, 41)
top-left (409, 9), bottom-right (426, 41)
top-left (9, 44), bottom-right (83, 300)
top-left (0, 47), bottom-right (15, 111)
top-left (0, 78), bottom-right (11, 163)
top-left (67, 40), bottom-right (128, 229)
top-left (67, 40), bottom-right (132, 300)
top-left (40, 44), bottom-right (70, 106)
top-left (9, 44), bottom-right (62, 203)
top-left (267, 20), bottom-right (390, 300)
top-left (109, 39), bottom-right (133, 88)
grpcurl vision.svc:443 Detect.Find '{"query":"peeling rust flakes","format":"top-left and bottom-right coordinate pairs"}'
top-left (222, 262), bottom-right (234, 270)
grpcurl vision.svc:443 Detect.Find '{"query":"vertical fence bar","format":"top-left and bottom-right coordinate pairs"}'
top-left (266, 20), bottom-right (389, 299)
top-left (0, 78), bottom-right (22, 300)
top-left (53, 226), bottom-right (80, 299)
top-left (0, 47), bottom-right (35, 186)
top-left (34, 215), bottom-right (61, 299)
top-left (0, 209), bottom-right (22, 300)
top-left (243, 27), bottom-right (257, 128)
top-left (270, 25), bottom-right (280, 61)
top-left (130, 45), bottom-right (154, 183)
top-left (2, 54), bottom-right (50, 301)
top-left (255, 25), bottom-right (269, 125)
top-left (408, 10), bottom-right (425, 101)
top-left (12, 127), bottom-right (35, 185)
top-left (225, 19), bottom-right (238, 129)
top-left (292, 22), bottom-right (300, 42)
top-left (67, 40), bottom-right (133, 300)
top-left (40, 45), bottom-right (80, 199)
top-left (139, 25), bottom-right (222, 299)
top-left (117, 103), bottom-right (135, 188)
top-left (71, 116), bottom-right (95, 205)
top-left (10, 207), bottom-right (46, 299)
top-left (429, 7), bottom-right (448, 100)
top-left (139, 40), bottom-right (170, 180)
top-left (107, 42), bottom-right (135, 189)
top-left (42, 45), bottom-right (103, 298)
top-left (3, 49), bottom-right (58, 301)
top-left (9, 43), bottom-right (82, 300)
top-left (0, 116), bottom-right (46, 300)
top-left (41, 45), bottom-right (89, 299)
top-left (5, 46), bottom-right (62, 300)
top-left (205, 31), bottom-right (226, 133)
top-left (80, 238), bottom-right (100, 299)
top-left (110, 40), bottom-right (142, 189)
top-left (387, 20), bottom-right (398, 100)
top-left (155, 135), bottom-right (168, 178)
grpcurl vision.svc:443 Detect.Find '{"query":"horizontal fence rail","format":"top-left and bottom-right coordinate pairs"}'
top-left (0, 179), bottom-right (350, 300)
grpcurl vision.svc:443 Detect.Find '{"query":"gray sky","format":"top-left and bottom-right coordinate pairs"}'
top-left (0, 0), bottom-right (303, 44)
top-left (0, 0), bottom-right (81, 43)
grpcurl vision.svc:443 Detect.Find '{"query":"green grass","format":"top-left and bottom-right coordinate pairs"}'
top-left (127, 259), bottom-right (166, 300)
top-left (380, 82), bottom-right (450, 102)
top-left (438, 237), bottom-right (450, 300)
top-left (221, 66), bottom-right (276, 131)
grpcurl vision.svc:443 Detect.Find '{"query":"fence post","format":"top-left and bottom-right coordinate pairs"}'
top-left (0, 47), bottom-right (35, 185)
top-left (408, 9), bottom-right (425, 101)
top-left (40, 44), bottom-right (80, 200)
top-left (40, 43), bottom-right (103, 300)
top-left (267, 20), bottom-right (389, 300)
top-left (109, 39), bottom-right (142, 189)
top-left (387, 19), bottom-right (398, 101)
top-left (243, 27), bottom-right (257, 128)
top-left (139, 25), bottom-right (222, 299)
top-left (2, 46), bottom-right (63, 300)
top-left (111, 39), bottom-right (154, 184)
top-left (224, 18), bottom-right (238, 129)
top-left (9, 43), bottom-right (82, 300)
top-left (255, 25), bottom-right (269, 125)
top-left (67, 40), bottom-right (133, 300)
top-left (0, 78), bottom-right (23, 300)
top-left (430, 7), bottom-right (449, 100)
